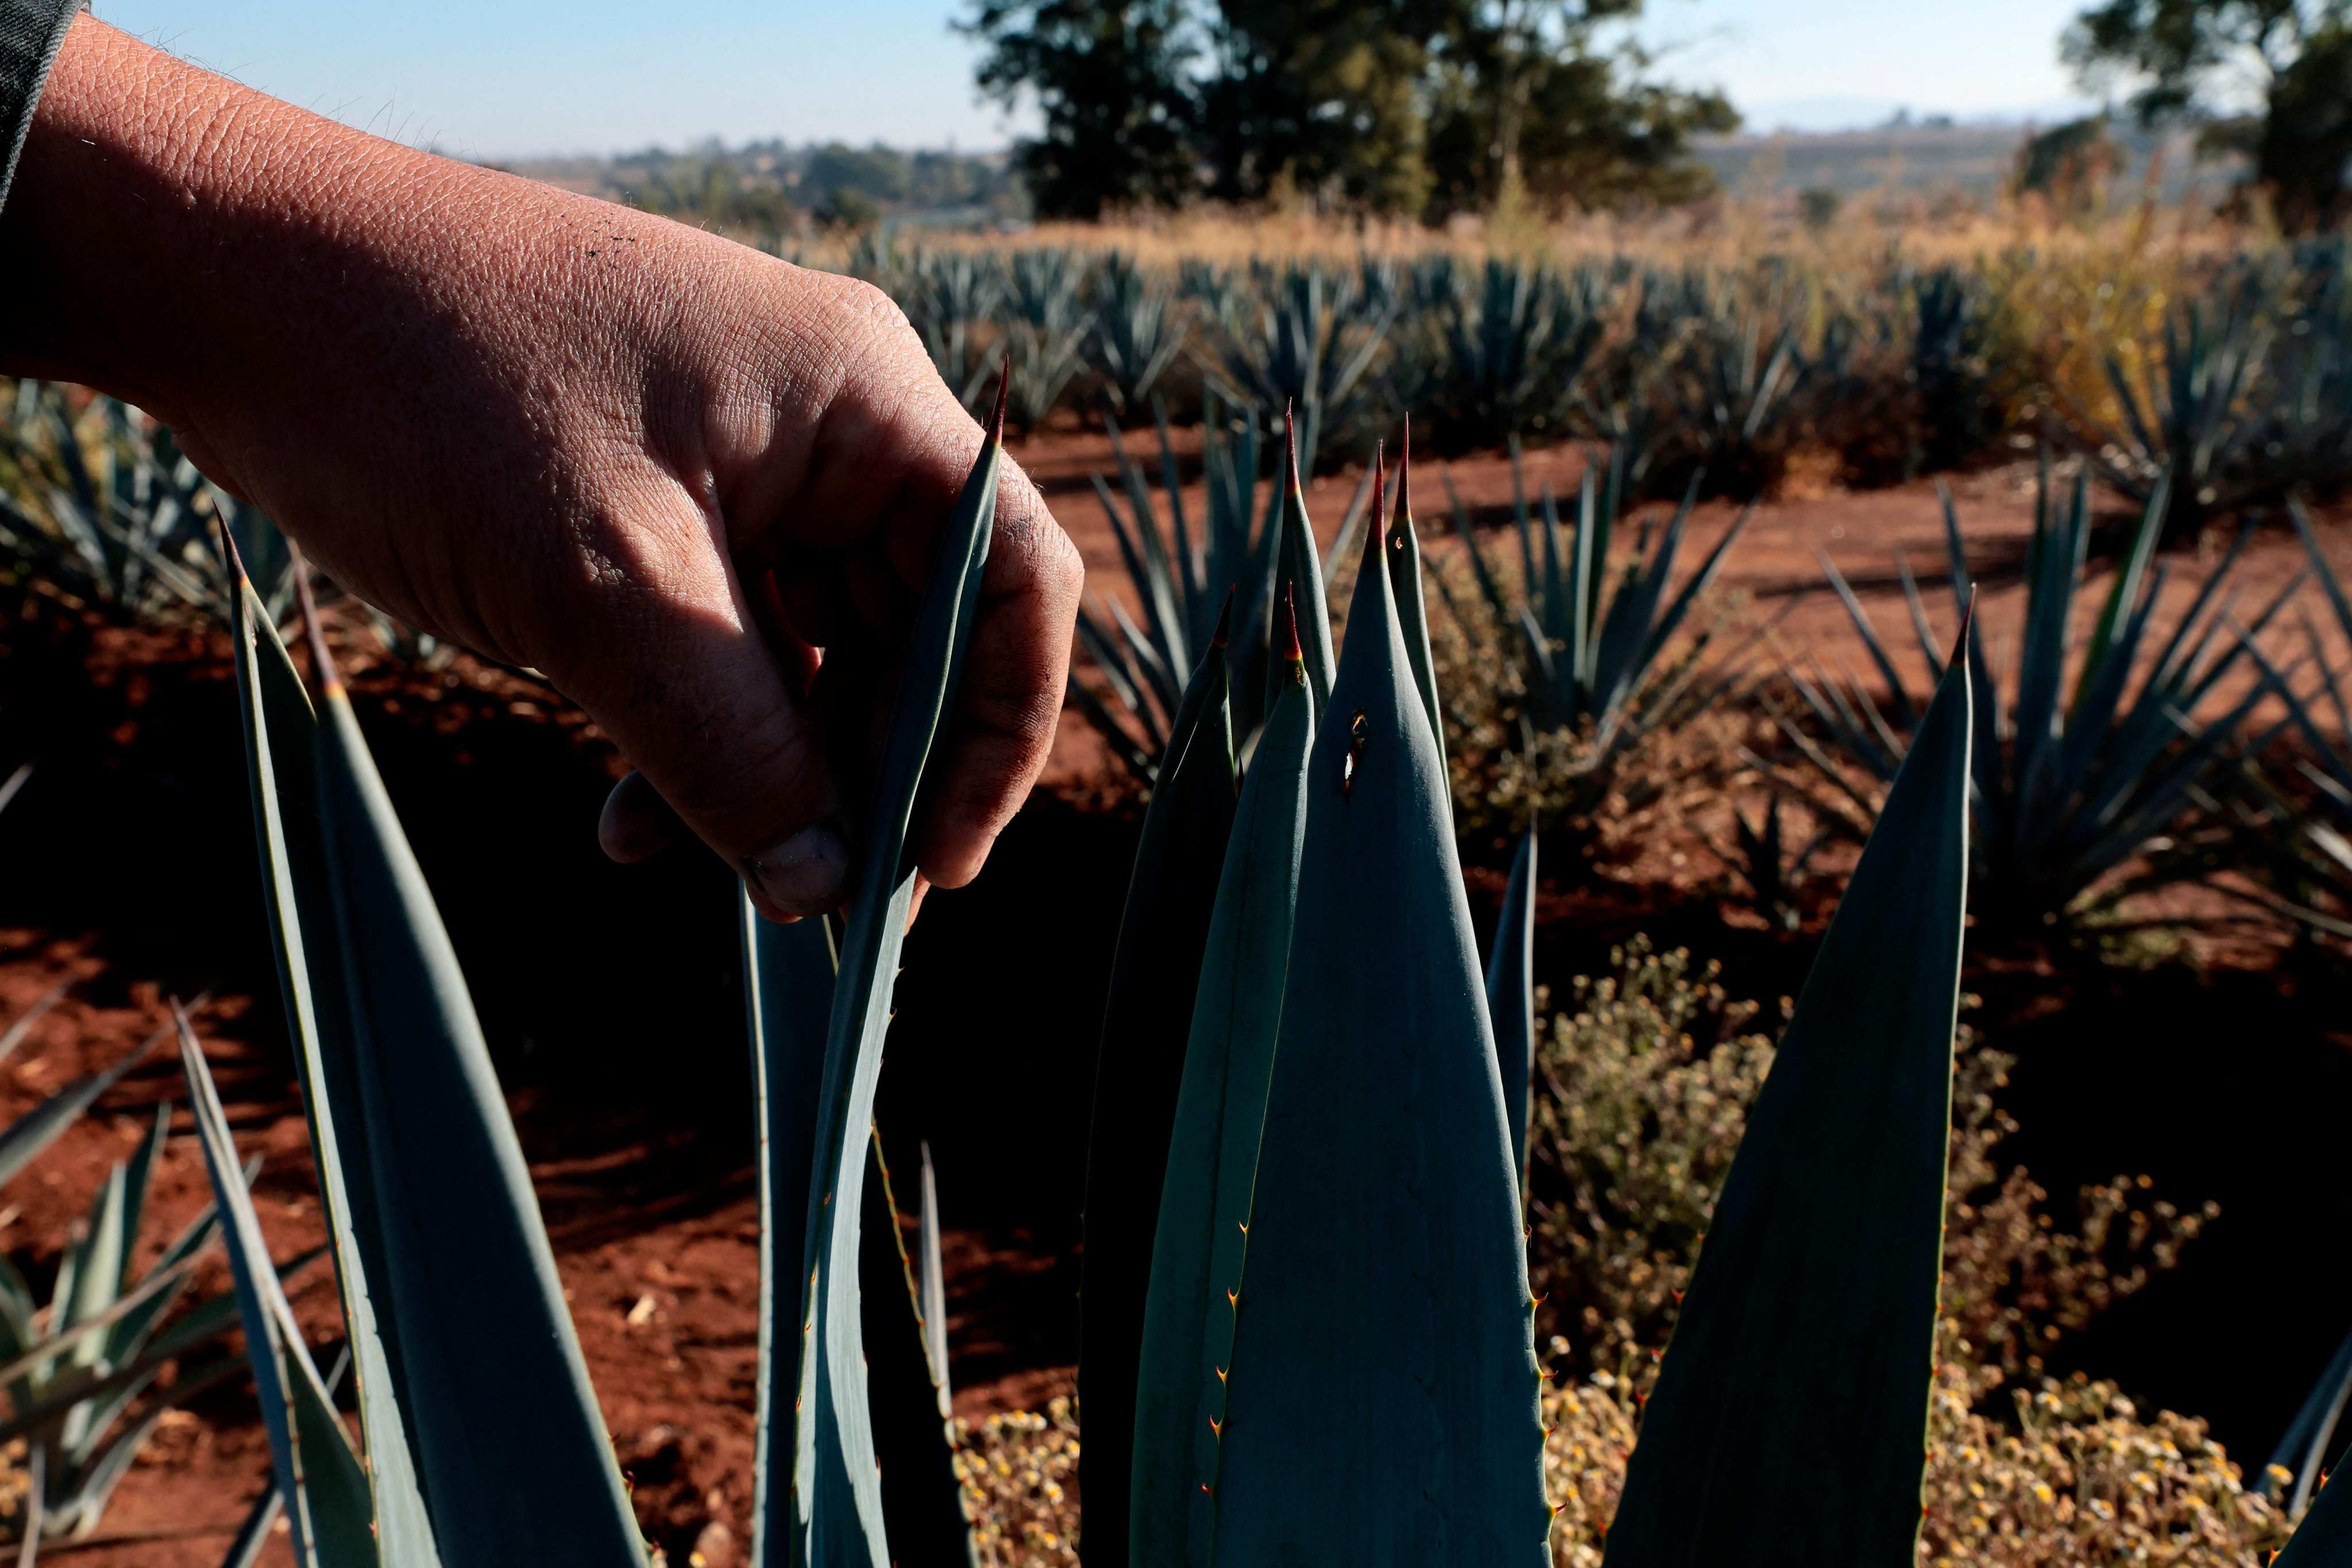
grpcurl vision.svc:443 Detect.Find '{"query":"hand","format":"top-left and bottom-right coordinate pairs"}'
top-left (0, 17), bottom-right (1083, 920)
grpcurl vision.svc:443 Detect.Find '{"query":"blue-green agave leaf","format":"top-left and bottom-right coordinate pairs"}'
top-left (1131, 607), bottom-right (1313, 1568)
top-left (2264, 1324), bottom-right (2352, 1516)
top-left (1486, 827), bottom-right (1538, 1191)
top-left (1082, 615), bottom-right (1238, 1566)
top-left (0, 1029), bottom-right (160, 1189)
top-left (2278, 1470), bottom-right (2352, 1567)
top-left (1212, 485), bottom-right (1548, 1566)
top-left (1387, 434), bottom-right (1446, 794)
top-left (175, 1008), bottom-right (377, 1568)
top-left (794, 399), bottom-right (1004, 1568)
top-left (1603, 611), bottom-right (1973, 1568)
top-left (1265, 408), bottom-right (1336, 722)
top-left (745, 903), bottom-right (836, 1568)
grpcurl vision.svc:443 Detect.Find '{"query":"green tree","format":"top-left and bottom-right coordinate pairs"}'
top-left (2064, 0), bottom-right (2352, 230)
top-left (1196, 0), bottom-right (1737, 221)
top-left (1419, 0), bottom-right (1737, 218)
top-left (803, 142), bottom-right (914, 204)
top-left (1199, 0), bottom-right (1444, 215)
top-left (960, 0), bottom-right (1204, 219)
top-left (966, 0), bottom-right (1735, 221)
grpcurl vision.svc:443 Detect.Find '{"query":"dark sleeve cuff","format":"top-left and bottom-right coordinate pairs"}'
top-left (0, 0), bottom-right (83, 217)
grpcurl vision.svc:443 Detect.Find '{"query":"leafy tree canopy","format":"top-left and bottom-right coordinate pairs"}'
top-left (2065, 0), bottom-right (2352, 228)
top-left (962, 0), bottom-right (1738, 221)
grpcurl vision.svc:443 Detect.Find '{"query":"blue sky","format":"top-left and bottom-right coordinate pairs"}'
top-left (94, 0), bottom-right (2098, 160)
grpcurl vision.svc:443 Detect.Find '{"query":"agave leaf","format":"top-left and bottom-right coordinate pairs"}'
top-left (1820, 553), bottom-right (1918, 732)
top-left (0, 1024), bottom-right (163, 1189)
top-left (175, 1009), bottom-right (377, 1568)
top-left (1486, 828), bottom-right (1538, 1191)
top-left (221, 547), bottom-right (440, 1567)
top-left (226, 543), bottom-right (640, 1565)
top-left (1604, 617), bottom-right (1972, 1568)
top-left (1212, 490), bottom-right (1548, 1566)
top-left (0, 978), bottom-right (68, 1067)
top-left (2277, 1467), bottom-right (2352, 1567)
top-left (745, 903), bottom-right (837, 1568)
top-left (2262, 1324), bottom-right (2352, 1515)
top-left (2072, 472), bottom-right (2168, 714)
top-left (1131, 615), bottom-right (1312, 1568)
top-left (863, 1133), bottom-right (975, 1566)
top-left (1387, 435), bottom-right (1446, 793)
top-left (1082, 622), bottom-right (1239, 1565)
top-left (917, 1144), bottom-right (949, 1408)
top-left (1442, 469), bottom-right (1515, 628)
top-left (793, 403), bottom-right (1003, 1568)
top-left (1264, 411), bottom-right (1337, 723)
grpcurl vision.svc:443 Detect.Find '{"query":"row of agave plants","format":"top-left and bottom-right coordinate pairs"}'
top-left (0, 390), bottom-right (2347, 1562)
top-left (828, 237), bottom-right (2352, 530)
top-left (1070, 396), bottom-right (2352, 948)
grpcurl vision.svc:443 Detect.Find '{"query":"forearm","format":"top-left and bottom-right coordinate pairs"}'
top-left (1, 18), bottom-right (644, 450)
top-left (0, 16), bottom-right (760, 654)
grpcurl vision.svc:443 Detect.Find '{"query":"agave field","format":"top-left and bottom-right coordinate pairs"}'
top-left (3, 227), bottom-right (2352, 1568)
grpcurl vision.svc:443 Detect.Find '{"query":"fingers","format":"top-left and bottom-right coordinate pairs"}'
top-left (755, 283), bottom-right (1084, 894)
top-left (546, 499), bottom-right (849, 922)
top-left (597, 768), bottom-right (682, 863)
top-left (913, 460), bottom-right (1082, 889)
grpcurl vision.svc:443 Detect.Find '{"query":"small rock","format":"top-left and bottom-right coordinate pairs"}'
top-left (692, 1520), bottom-right (737, 1567)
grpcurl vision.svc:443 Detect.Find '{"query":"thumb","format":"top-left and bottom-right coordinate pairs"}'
top-left (551, 536), bottom-right (845, 923)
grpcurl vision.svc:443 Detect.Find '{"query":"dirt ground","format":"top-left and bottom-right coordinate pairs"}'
top-left (4, 428), bottom-right (2350, 1563)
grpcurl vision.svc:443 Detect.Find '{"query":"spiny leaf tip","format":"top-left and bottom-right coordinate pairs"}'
top-left (1948, 585), bottom-right (1979, 671)
top-left (1397, 416), bottom-right (1412, 520)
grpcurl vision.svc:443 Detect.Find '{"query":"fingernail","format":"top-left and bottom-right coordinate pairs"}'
top-left (743, 824), bottom-right (849, 918)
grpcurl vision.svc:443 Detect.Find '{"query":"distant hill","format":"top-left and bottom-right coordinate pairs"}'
top-left (497, 123), bottom-right (2237, 238)
top-left (1694, 121), bottom-right (2228, 203)
top-left (496, 141), bottom-right (1028, 234)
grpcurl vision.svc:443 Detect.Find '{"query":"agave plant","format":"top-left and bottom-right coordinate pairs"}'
top-left (1787, 464), bottom-right (2293, 933)
top-left (1086, 252), bottom-right (1189, 416)
top-left (0, 1010), bottom-right (267, 1559)
top-left (1443, 443), bottom-right (1751, 768)
top-left (899, 250), bottom-right (1005, 416)
top-left (1725, 787), bottom-right (1837, 933)
top-left (1107, 453), bottom-right (1546, 1565)
top-left (2072, 269), bottom-right (2276, 544)
top-left (0, 383), bottom-right (295, 624)
top-left (1674, 267), bottom-right (1809, 495)
top-left (1066, 401), bottom-right (1370, 778)
top-left (1196, 262), bottom-right (1395, 466)
top-left (1397, 257), bottom-right (1612, 451)
top-left (1907, 262), bottom-right (2004, 475)
top-left (2210, 501), bottom-right (2352, 933)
